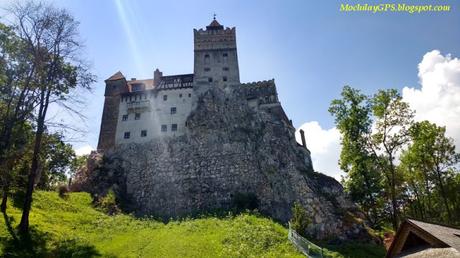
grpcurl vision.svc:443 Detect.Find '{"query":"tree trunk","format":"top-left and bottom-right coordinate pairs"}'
top-left (19, 110), bottom-right (46, 234)
top-left (435, 168), bottom-right (452, 222)
top-left (389, 160), bottom-right (399, 231)
top-left (1, 185), bottom-right (8, 213)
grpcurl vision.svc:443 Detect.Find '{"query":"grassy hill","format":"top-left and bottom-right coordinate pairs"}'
top-left (0, 191), bottom-right (385, 257)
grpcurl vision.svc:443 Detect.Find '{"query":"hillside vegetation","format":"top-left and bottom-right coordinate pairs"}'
top-left (0, 191), bottom-right (384, 257)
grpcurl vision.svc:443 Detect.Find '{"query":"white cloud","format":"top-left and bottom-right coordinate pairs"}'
top-left (295, 121), bottom-right (343, 180)
top-left (74, 145), bottom-right (94, 156)
top-left (402, 50), bottom-right (460, 148)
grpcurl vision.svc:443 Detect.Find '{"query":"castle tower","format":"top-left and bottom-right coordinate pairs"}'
top-left (193, 17), bottom-right (240, 87)
top-left (97, 71), bottom-right (127, 151)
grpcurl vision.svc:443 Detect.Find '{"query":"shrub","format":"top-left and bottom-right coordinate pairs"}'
top-left (290, 202), bottom-right (311, 237)
top-left (58, 185), bottom-right (69, 199)
top-left (95, 189), bottom-right (120, 215)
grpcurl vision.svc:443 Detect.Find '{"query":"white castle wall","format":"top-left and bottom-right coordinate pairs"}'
top-left (115, 88), bottom-right (194, 144)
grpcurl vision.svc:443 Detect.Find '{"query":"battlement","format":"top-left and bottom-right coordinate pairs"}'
top-left (194, 18), bottom-right (236, 51)
top-left (241, 79), bottom-right (276, 89)
top-left (241, 79), bottom-right (277, 99)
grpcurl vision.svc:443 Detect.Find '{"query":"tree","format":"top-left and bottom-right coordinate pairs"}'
top-left (329, 86), bottom-right (385, 227)
top-left (330, 87), bottom-right (414, 230)
top-left (0, 22), bottom-right (39, 212)
top-left (36, 133), bottom-right (76, 190)
top-left (5, 1), bottom-right (95, 234)
top-left (368, 89), bottom-right (414, 230)
top-left (400, 121), bottom-right (460, 223)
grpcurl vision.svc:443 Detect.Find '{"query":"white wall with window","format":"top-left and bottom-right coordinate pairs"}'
top-left (115, 87), bottom-right (193, 144)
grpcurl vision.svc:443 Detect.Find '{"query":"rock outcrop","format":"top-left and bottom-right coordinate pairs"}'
top-left (91, 84), bottom-right (368, 240)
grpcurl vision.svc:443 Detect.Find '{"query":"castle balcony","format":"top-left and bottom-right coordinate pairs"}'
top-left (127, 100), bottom-right (151, 113)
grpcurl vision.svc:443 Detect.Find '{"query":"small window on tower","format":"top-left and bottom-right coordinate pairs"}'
top-left (141, 130), bottom-right (147, 137)
top-left (161, 125), bottom-right (167, 132)
top-left (170, 107), bottom-right (177, 114)
top-left (223, 53), bottom-right (228, 63)
top-left (188, 93), bottom-right (192, 98)
top-left (208, 77), bottom-right (213, 82)
top-left (122, 114), bottom-right (128, 121)
top-left (204, 67), bottom-right (210, 72)
top-left (163, 95), bottom-right (167, 101)
top-left (124, 132), bottom-right (130, 139)
top-left (223, 67), bottom-right (229, 71)
top-left (135, 113), bottom-right (141, 120)
top-left (179, 93), bottom-right (182, 98)
top-left (223, 76), bottom-right (228, 82)
top-left (171, 124), bottom-right (178, 131)
top-left (204, 54), bottom-right (210, 65)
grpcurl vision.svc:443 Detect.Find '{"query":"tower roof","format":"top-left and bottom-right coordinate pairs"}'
top-left (106, 71), bottom-right (125, 81)
top-left (206, 17), bottom-right (224, 30)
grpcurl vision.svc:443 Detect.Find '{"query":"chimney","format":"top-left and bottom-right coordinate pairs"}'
top-left (299, 129), bottom-right (307, 148)
top-left (154, 68), bottom-right (163, 87)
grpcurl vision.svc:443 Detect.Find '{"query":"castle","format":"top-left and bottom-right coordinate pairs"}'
top-left (93, 18), bottom-right (367, 240)
top-left (98, 18), bottom-right (283, 150)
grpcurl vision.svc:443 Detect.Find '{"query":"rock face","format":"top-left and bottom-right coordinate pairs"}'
top-left (92, 83), bottom-right (367, 240)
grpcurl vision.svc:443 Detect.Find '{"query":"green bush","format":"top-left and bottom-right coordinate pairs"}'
top-left (58, 185), bottom-right (69, 199)
top-left (290, 202), bottom-right (311, 237)
top-left (95, 189), bottom-right (120, 215)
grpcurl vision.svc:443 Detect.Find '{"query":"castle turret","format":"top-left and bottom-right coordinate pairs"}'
top-left (153, 68), bottom-right (162, 87)
top-left (97, 71), bottom-right (127, 151)
top-left (193, 17), bottom-right (240, 87)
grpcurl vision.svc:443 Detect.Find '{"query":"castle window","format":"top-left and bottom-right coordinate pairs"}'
top-left (204, 67), bottom-right (210, 72)
top-left (122, 114), bottom-right (128, 121)
top-left (124, 132), bottom-right (130, 139)
top-left (132, 83), bottom-right (143, 92)
top-left (170, 107), bottom-right (177, 114)
top-left (188, 93), bottom-right (192, 98)
top-left (204, 54), bottom-right (210, 64)
top-left (208, 77), bottom-right (213, 82)
top-left (135, 113), bottom-right (141, 120)
top-left (223, 53), bottom-right (228, 63)
top-left (163, 95), bottom-right (167, 101)
top-left (161, 125), bottom-right (167, 132)
top-left (171, 124), bottom-right (178, 131)
top-left (223, 76), bottom-right (228, 82)
top-left (223, 67), bottom-right (229, 71)
top-left (141, 130), bottom-right (147, 137)
top-left (179, 93), bottom-right (183, 98)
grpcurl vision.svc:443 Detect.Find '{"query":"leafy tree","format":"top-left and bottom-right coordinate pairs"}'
top-left (0, 22), bottom-right (39, 212)
top-left (36, 133), bottom-right (76, 190)
top-left (330, 87), bottom-right (413, 230)
top-left (368, 89), bottom-right (414, 230)
top-left (4, 1), bottom-right (95, 233)
top-left (400, 121), bottom-right (460, 223)
top-left (329, 86), bottom-right (385, 228)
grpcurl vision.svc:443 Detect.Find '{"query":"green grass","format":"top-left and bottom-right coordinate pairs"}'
top-left (0, 191), bottom-right (385, 257)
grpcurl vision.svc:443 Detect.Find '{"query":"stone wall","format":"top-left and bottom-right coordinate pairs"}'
top-left (93, 82), bottom-right (368, 240)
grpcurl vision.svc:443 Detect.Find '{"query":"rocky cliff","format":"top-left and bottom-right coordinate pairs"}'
top-left (91, 83), bottom-right (368, 240)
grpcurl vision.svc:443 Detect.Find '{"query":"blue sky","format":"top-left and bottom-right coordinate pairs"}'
top-left (2, 0), bottom-right (460, 178)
